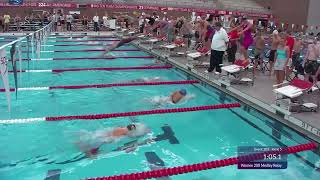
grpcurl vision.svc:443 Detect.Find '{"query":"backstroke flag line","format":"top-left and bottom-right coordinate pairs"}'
top-left (0, 48), bottom-right (11, 112)
top-left (10, 42), bottom-right (18, 98)
top-left (17, 42), bottom-right (22, 83)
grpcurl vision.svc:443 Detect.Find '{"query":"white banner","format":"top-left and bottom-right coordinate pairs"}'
top-left (0, 48), bottom-right (11, 112)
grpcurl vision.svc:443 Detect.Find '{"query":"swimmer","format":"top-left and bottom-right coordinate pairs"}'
top-left (149, 89), bottom-right (193, 108)
top-left (100, 36), bottom-right (138, 57)
top-left (129, 77), bottom-right (162, 83)
top-left (75, 123), bottom-right (150, 158)
top-left (170, 89), bottom-right (187, 104)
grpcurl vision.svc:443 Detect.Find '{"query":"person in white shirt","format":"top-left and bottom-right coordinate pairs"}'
top-left (102, 13), bottom-right (108, 30)
top-left (66, 14), bottom-right (73, 31)
top-left (3, 14), bottom-right (10, 32)
top-left (93, 14), bottom-right (99, 32)
top-left (205, 22), bottom-right (229, 74)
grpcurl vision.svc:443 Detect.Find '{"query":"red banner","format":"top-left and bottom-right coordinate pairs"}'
top-left (0, 2), bottom-right (77, 8)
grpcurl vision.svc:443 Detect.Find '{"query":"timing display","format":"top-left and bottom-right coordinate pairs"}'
top-left (237, 146), bottom-right (288, 169)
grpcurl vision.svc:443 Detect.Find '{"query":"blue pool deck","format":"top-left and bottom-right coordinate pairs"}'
top-left (129, 36), bottom-right (320, 142)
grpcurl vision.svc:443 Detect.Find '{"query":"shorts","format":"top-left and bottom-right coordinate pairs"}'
top-left (242, 39), bottom-right (253, 50)
top-left (269, 50), bottom-right (276, 62)
top-left (274, 59), bottom-right (286, 71)
top-left (305, 60), bottom-right (319, 75)
top-left (254, 48), bottom-right (263, 60)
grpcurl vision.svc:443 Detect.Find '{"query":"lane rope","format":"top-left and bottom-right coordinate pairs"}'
top-left (21, 49), bottom-right (141, 53)
top-left (84, 142), bottom-right (317, 180)
top-left (55, 40), bottom-right (120, 42)
top-left (21, 56), bottom-right (154, 61)
top-left (0, 103), bottom-right (241, 124)
top-left (9, 65), bottom-right (172, 73)
top-left (0, 80), bottom-right (199, 92)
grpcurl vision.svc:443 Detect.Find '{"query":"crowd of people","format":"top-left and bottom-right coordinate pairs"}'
top-left (134, 12), bottom-right (320, 86)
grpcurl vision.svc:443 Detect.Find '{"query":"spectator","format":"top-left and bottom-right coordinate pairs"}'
top-left (82, 16), bottom-right (88, 31)
top-left (3, 14), bottom-right (10, 32)
top-left (205, 22), bottom-right (229, 74)
top-left (66, 13), bottom-right (73, 31)
top-left (227, 23), bottom-right (240, 64)
top-left (53, 12), bottom-right (59, 31)
top-left (0, 15), bottom-right (3, 32)
top-left (14, 15), bottom-right (21, 31)
top-left (60, 13), bottom-right (65, 31)
top-left (304, 38), bottom-right (319, 83)
top-left (93, 13), bottom-right (100, 32)
top-left (274, 34), bottom-right (289, 85)
top-left (103, 13), bottom-right (109, 30)
top-left (253, 30), bottom-right (265, 74)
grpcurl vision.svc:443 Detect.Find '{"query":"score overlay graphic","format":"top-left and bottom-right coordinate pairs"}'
top-left (238, 146), bottom-right (288, 169)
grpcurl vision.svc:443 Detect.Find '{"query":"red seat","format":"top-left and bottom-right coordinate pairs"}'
top-left (198, 47), bottom-right (210, 54)
top-left (234, 60), bottom-right (250, 68)
top-left (290, 78), bottom-right (313, 90)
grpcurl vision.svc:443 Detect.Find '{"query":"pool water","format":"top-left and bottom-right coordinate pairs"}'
top-left (0, 35), bottom-right (319, 180)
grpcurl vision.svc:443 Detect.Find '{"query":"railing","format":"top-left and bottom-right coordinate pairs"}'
top-left (0, 21), bottom-right (54, 111)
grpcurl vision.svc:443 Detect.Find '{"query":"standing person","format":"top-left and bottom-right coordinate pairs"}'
top-left (269, 30), bottom-right (281, 76)
top-left (205, 22), bottom-right (229, 74)
top-left (53, 12), bottom-right (59, 31)
top-left (138, 16), bottom-right (145, 33)
top-left (274, 35), bottom-right (290, 85)
top-left (93, 13), bottom-right (99, 32)
top-left (0, 15), bottom-right (3, 32)
top-left (237, 16), bottom-right (253, 62)
top-left (14, 15), bottom-right (21, 31)
top-left (253, 31), bottom-right (265, 74)
top-left (180, 18), bottom-right (193, 48)
top-left (227, 24), bottom-right (240, 64)
top-left (291, 35), bottom-right (303, 74)
top-left (82, 16), bottom-right (88, 31)
top-left (285, 31), bottom-right (295, 80)
top-left (304, 38), bottom-right (319, 83)
top-left (60, 13), bottom-right (65, 32)
top-left (66, 13), bottom-right (73, 31)
top-left (3, 14), bottom-right (10, 32)
top-left (102, 13), bottom-right (108, 30)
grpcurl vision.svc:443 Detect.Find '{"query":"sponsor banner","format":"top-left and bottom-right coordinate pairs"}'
top-left (0, 2), bottom-right (77, 8)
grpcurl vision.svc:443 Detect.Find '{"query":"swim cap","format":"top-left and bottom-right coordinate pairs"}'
top-left (179, 89), bottom-right (187, 96)
top-left (273, 30), bottom-right (279, 35)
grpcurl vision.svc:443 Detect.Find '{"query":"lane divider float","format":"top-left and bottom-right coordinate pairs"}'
top-left (0, 103), bottom-right (241, 124)
top-left (21, 49), bottom-right (141, 53)
top-left (9, 65), bottom-right (172, 73)
top-left (21, 56), bottom-right (155, 61)
top-left (0, 80), bottom-right (199, 92)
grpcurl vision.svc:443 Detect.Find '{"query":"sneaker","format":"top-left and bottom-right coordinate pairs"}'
top-left (215, 72), bottom-right (221, 75)
top-left (205, 70), bottom-right (209, 73)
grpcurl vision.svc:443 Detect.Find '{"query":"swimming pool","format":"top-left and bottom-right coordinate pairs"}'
top-left (0, 34), bottom-right (319, 180)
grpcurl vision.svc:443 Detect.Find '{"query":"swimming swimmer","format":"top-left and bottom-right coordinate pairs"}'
top-left (149, 89), bottom-right (192, 108)
top-left (170, 89), bottom-right (187, 104)
top-left (100, 36), bottom-right (138, 57)
top-left (75, 123), bottom-right (150, 158)
top-left (129, 77), bottom-right (161, 83)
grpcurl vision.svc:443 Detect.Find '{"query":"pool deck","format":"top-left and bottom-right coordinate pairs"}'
top-left (131, 39), bottom-right (320, 142)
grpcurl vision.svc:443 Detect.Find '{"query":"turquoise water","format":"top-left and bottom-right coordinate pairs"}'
top-left (0, 36), bottom-right (319, 180)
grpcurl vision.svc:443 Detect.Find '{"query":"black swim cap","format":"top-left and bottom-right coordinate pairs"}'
top-left (127, 124), bottom-right (136, 131)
